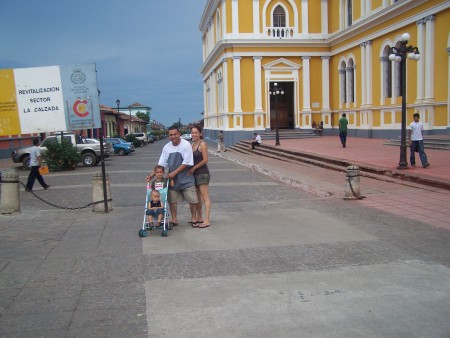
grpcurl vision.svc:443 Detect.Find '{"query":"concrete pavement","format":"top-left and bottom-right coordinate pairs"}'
top-left (0, 138), bottom-right (449, 337)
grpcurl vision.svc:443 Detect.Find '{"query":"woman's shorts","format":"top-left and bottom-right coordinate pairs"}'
top-left (195, 173), bottom-right (210, 186)
top-left (168, 186), bottom-right (198, 204)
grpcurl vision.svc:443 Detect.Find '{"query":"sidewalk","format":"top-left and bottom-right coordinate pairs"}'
top-left (209, 136), bottom-right (450, 231)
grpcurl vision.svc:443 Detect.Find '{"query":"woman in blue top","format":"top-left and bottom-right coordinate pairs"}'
top-left (187, 125), bottom-right (211, 228)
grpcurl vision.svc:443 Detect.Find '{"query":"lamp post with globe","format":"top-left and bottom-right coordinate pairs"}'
top-left (388, 33), bottom-right (420, 169)
top-left (269, 82), bottom-right (284, 146)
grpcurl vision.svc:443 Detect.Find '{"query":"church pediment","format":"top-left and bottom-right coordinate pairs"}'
top-left (263, 58), bottom-right (301, 70)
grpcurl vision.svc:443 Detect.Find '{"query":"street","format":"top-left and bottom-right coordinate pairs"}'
top-left (0, 141), bottom-right (449, 337)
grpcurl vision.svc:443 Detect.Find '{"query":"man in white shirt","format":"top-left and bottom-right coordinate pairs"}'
top-left (249, 132), bottom-right (262, 150)
top-left (25, 138), bottom-right (50, 192)
top-left (408, 113), bottom-right (430, 168)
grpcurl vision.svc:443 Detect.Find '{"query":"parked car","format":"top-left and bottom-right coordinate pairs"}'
top-left (11, 133), bottom-right (108, 169)
top-left (132, 132), bottom-right (147, 146)
top-left (181, 133), bottom-right (192, 141)
top-left (84, 138), bottom-right (113, 158)
top-left (147, 134), bottom-right (155, 143)
top-left (104, 138), bottom-right (134, 156)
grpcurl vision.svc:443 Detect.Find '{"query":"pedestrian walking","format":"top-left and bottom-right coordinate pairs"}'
top-left (217, 130), bottom-right (226, 153)
top-left (188, 125), bottom-right (211, 228)
top-left (249, 132), bottom-right (262, 150)
top-left (157, 126), bottom-right (198, 226)
top-left (25, 138), bottom-right (50, 192)
top-left (408, 113), bottom-right (430, 168)
top-left (339, 113), bottom-right (348, 148)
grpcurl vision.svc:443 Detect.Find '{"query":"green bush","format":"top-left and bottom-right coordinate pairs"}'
top-left (42, 139), bottom-right (81, 171)
top-left (124, 133), bottom-right (141, 147)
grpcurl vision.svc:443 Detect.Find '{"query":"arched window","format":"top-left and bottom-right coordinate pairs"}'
top-left (382, 45), bottom-right (392, 99)
top-left (394, 41), bottom-right (402, 97)
top-left (347, 0), bottom-right (353, 27)
top-left (340, 61), bottom-right (347, 105)
top-left (347, 58), bottom-right (355, 103)
top-left (273, 5), bottom-right (286, 28)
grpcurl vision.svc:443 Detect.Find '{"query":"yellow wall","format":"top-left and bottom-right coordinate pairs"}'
top-left (372, 0), bottom-right (383, 10)
top-left (239, 0), bottom-right (253, 33)
top-left (310, 57), bottom-right (322, 110)
top-left (226, 0), bottom-right (232, 33)
top-left (309, 0), bottom-right (322, 33)
top-left (353, 0), bottom-right (361, 21)
top-left (328, 0), bottom-right (340, 33)
top-left (241, 57), bottom-right (255, 114)
top-left (434, 10), bottom-right (450, 102)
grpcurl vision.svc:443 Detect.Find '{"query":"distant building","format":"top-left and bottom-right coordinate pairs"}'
top-left (199, 0), bottom-right (449, 144)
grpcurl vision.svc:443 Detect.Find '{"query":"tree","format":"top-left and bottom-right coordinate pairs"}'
top-left (136, 111), bottom-right (150, 123)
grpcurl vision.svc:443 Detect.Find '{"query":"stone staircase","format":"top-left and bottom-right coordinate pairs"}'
top-left (260, 129), bottom-right (318, 140)
top-left (227, 140), bottom-right (450, 190)
top-left (383, 135), bottom-right (450, 150)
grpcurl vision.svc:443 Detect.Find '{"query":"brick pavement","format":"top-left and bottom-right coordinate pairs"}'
top-left (211, 136), bottom-right (450, 231)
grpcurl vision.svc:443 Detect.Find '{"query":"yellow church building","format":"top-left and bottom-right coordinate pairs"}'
top-left (199, 0), bottom-right (450, 145)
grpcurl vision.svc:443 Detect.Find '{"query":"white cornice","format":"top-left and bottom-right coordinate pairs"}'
top-left (200, 0), bottom-right (450, 75)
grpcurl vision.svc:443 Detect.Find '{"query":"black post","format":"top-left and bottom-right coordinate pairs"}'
top-left (98, 128), bottom-right (108, 213)
top-left (398, 56), bottom-right (408, 169)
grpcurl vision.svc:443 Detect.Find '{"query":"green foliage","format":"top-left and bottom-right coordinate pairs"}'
top-left (42, 139), bottom-right (81, 171)
top-left (124, 133), bottom-right (141, 147)
top-left (136, 111), bottom-right (150, 122)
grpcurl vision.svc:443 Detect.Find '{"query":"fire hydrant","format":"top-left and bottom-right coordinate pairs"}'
top-left (344, 165), bottom-right (365, 200)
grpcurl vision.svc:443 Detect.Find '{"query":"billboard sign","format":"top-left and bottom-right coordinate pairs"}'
top-left (0, 63), bottom-right (101, 136)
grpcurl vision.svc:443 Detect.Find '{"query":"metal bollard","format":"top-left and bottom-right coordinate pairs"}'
top-left (92, 171), bottom-right (112, 212)
top-left (0, 170), bottom-right (21, 214)
top-left (344, 165), bottom-right (365, 200)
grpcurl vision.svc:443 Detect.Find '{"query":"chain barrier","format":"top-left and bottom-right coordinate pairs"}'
top-left (18, 181), bottom-right (112, 210)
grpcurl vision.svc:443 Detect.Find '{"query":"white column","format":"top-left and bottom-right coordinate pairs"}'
top-left (222, 0), bottom-right (227, 37)
top-left (424, 15), bottom-right (435, 101)
top-left (253, 0), bottom-right (260, 34)
top-left (222, 58), bottom-right (229, 113)
top-left (232, 0), bottom-right (239, 34)
top-left (366, 41), bottom-right (372, 106)
top-left (361, 0), bottom-right (366, 17)
top-left (254, 57), bottom-right (263, 112)
top-left (302, 56), bottom-right (311, 111)
top-left (416, 19), bottom-right (425, 102)
top-left (360, 43), bottom-right (366, 106)
top-left (233, 56), bottom-right (242, 113)
top-left (301, 0), bottom-right (309, 34)
top-left (321, 0), bottom-right (328, 34)
top-left (346, 66), bottom-right (352, 105)
top-left (321, 56), bottom-right (330, 111)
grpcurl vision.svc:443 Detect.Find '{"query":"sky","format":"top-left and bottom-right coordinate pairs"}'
top-left (0, 0), bottom-right (208, 127)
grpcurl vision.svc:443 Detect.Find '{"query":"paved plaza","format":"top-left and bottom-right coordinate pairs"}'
top-left (0, 138), bottom-right (449, 337)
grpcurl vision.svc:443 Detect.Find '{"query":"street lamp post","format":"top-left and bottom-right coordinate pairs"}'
top-left (269, 82), bottom-right (284, 146)
top-left (388, 33), bottom-right (420, 169)
top-left (116, 99), bottom-right (120, 135)
top-left (129, 108), bottom-right (132, 135)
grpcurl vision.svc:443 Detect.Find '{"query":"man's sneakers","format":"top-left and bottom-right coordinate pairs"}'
top-left (25, 187), bottom-right (32, 192)
top-left (44, 185), bottom-right (51, 190)
top-left (423, 163), bottom-right (430, 168)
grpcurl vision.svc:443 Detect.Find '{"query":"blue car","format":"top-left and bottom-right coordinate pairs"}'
top-left (105, 138), bottom-right (134, 156)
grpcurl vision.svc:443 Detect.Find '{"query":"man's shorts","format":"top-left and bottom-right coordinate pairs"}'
top-left (194, 173), bottom-right (210, 186)
top-left (168, 186), bottom-right (198, 204)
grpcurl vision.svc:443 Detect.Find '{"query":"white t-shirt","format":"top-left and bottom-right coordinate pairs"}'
top-left (30, 146), bottom-right (41, 166)
top-left (255, 134), bottom-right (261, 144)
top-left (409, 121), bottom-right (423, 141)
top-left (158, 138), bottom-right (194, 190)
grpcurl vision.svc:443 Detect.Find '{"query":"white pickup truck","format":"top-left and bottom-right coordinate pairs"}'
top-left (11, 133), bottom-right (111, 170)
